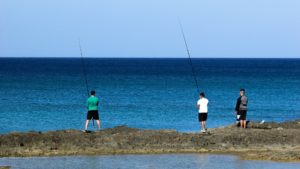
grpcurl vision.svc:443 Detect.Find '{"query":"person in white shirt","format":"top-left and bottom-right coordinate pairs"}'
top-left (197, 92), bottom-right (209, 133)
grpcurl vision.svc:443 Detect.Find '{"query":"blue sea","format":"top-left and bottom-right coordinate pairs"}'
top-left (0, 58), bottom-right (300, 133)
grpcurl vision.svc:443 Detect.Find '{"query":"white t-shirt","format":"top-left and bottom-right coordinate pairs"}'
top-left (197, 98), bottom-right (209, 113)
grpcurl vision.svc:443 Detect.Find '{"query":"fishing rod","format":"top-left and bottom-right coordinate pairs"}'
top-left (178, 20), bottom-right (200, 94)
top-left (78, 39), bottom-right (90, 96)
top-left (78, 39), bottom-right (94, 126)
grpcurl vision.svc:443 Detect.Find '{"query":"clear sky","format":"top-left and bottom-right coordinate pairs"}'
top-left (0, 0), bottom-right (299, 58)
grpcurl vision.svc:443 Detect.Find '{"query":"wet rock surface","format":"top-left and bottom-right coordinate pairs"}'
top-left (1, 120), bottom-right (300, 162)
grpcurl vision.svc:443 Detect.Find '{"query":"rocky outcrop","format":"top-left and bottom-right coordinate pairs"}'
top-left (1, 120), bottom-right (300, 162)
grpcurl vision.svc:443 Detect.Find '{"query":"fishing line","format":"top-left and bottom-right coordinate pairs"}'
top-left (78, 39), bottom-right (94, 126)
top-left (178, 19), bottom-right (200, 94)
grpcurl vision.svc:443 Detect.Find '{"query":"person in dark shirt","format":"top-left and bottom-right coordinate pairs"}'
top-left (235, 88), bottom-right (248, 128)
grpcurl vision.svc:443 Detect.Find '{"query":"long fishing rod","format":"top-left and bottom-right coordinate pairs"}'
top-left (178, 20), bottom-right (200, 94)
top-left (78, 39), bottom-right (90, 96)
top-left (78, 39), bottom-right (94, 126)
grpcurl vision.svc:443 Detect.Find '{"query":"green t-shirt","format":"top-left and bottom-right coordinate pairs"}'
top-left (87, 96), bottom-right (99, 111)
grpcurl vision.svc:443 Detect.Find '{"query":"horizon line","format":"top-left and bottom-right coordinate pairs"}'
top-left (0, 56), bottom-right (300, 59)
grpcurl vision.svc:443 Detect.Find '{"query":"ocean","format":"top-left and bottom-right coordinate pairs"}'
top-left (0, 58), bottom-right (300, 133)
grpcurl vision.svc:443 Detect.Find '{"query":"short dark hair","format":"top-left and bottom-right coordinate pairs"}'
top-left (91, 90), bottom-right (96, 95)
top-left (200, 92), bottom-right (205, 97)
top-left (240, 88), bottom-right (245, 92)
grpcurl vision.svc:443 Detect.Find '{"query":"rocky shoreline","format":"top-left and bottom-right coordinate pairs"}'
top-left (1, 120), bottom-right (300, 162)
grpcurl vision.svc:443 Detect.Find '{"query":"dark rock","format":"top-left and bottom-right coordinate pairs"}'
top-left (0, 121), bottom-right (300, 162)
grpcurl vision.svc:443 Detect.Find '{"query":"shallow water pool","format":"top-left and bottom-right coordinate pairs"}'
top-left (0, 154), bottom-right (299, 169)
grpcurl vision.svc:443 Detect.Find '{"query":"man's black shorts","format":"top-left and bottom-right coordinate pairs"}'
top-left (87, 110), bottom-right (99, 120)
top-left (239, 110), bottom-right (247, 120)
top-left (198, 113), bottom-right (207, 122)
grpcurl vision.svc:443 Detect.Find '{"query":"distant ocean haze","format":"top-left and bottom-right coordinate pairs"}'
top-left (0, 58), bottom-right (299, 133)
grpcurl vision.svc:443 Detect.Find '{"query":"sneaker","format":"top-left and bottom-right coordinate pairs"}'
top-left (82, 130), bottom-right (92, 133)
top-left (200, 129), bottom-right (206, 133)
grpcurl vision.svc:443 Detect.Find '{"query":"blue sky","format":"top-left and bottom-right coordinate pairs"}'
top-left (0, 0), bottom-right (299, 58)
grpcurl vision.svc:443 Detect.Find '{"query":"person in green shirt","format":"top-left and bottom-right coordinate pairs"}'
top-left (84, 90), bottom-right (100, 132)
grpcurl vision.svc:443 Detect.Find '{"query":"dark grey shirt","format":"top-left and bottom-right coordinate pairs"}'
top-left (235, 95), bottom-right (248, 111)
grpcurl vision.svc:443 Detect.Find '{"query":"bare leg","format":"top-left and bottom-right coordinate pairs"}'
top-left (85, 120), bottom-right (90, 130)
top-left (240, 120), bottom-right (246, 128)
top-left (96, 120), bottom-right (101, 129)
top-left (201, 121), bottom-right (205, 130)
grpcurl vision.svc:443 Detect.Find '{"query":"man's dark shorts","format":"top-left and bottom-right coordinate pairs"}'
top-left (239, 110), bottom-right (247, 120)
top-left (198, 113), bottom-right (208, 122)
top-left (87, 110), bottom-right (99, 120)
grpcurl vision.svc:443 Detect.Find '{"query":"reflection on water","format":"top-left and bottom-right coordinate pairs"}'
top-left (0, 154), bottom-right (299, 169)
